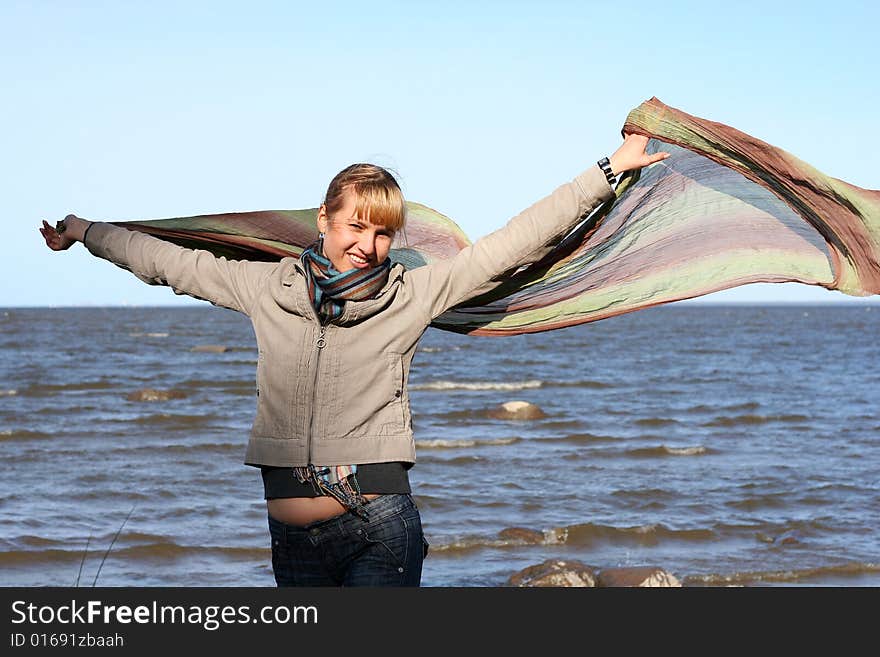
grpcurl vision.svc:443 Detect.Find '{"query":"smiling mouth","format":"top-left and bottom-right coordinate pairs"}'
top-left (349, 253), bottom-right (370, 266)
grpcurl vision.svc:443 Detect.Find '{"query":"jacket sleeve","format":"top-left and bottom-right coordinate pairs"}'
top-left (408, 165), bottom-right (615, 321)
top-left (83, 222), bottom-right (279, 316)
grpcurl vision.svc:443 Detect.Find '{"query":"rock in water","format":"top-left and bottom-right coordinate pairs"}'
top-left (508, 559), bottom-right (597, 587)
top-left (190, 345), bottom-right (228, 353)
top-left (486, 400), bottom-right (546, 420)
top-left (773, 530), bottom-right (802, 546)
top-left (126, 388), bottom-right (187, 402)
top-left (596, 566), bottom-right (681, 587)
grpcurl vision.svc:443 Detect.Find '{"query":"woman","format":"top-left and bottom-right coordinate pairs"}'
top-left (39, 134), bottom-right (668, 586)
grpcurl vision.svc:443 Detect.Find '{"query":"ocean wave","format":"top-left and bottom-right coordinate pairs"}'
top-left (417, 437), bottom-right (520, 449)
top-left (414, 454), bottom-right (484, 466)
top-left (625, 445), bottom-right (709, 457)
top-left (76, 473), bottom-right (111, 484)
top-left (703, 413), bottom-right (811, 427)
top-left (634, 417), bottom-right (680, 427)
top-left (683, 562), bottom-right (880, 586)
top-left (410, 379), bottom-right (610, 392)
top-left (539, 420), bottom-right (584, 430)
top-left (0, 549), bottom-right (83, 566)
top-left (577, 444), bottom-right (710, 459)
top-left (177, 378), bottom-right (255, 389)
top-left (713, 517), bottom-right (836, 535)
top-left (430, 521), bottom-right (716, 554)
top-left (426, 409), bottom-right (484, 421)
top-left (428, 530), bottom-right (566, 554)
top-left (0, 429), bottom-right (52, 441)
top-left (67, 490), bottom-right (169, 502)
top-left (0, 389), bottom-right (17, 396)
top-left (128, 332), bottom-right (169, 338)
top-left (18, 381), bottom-right (118, 396)
top-left (556, 432), bottom-right (620, 444)
top-left (109, 543), bottom-right (267, 561)
top-left (429, 407), bottom-right (554, 423)
top-left (726, 493), bottom-right (790, 511)
top-left (104, 442), bottom-right (242, 456)
top-left (611, 487), bottom-right (678, 500)
top-left (16, 535), bottom-right (63, 548)
top-left (105, 416), bottom-right (220, 433)
top-left (175, 379), bottom-right (256, 396)
top-left (0, 542), bottom-right (267, 568)
top-left (555, 380), bottom-right (612, 389)
top-left (685, 402), bottom-right (760, 414)
top-left (561, 521), bottom-right (716, 546)
top-left (123, 413), bottom-right (220, 427)
top-left (411, 380), bottom-right (543, 391)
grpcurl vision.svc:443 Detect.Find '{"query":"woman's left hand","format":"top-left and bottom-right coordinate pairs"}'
top-left (608, 133), bottom-right (669, 175)
top-left (39, 219), bottom-right (76, 251)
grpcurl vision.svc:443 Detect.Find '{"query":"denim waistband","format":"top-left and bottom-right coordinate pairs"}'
top-left (267, 493), bottom-right (415, 539)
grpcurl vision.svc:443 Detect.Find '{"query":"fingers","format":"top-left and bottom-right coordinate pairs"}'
top-left (39, 220), bottom-right (63, 250)
top-left (610, 125), bottom-right (671, 175)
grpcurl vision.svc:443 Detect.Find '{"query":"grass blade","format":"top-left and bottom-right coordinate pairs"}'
top-left (75, 533), bottom-right (92, 587)
top-left (92, 505), bottom-right (135, 587)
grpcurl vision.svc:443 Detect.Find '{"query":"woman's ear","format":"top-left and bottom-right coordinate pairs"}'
top-left (317, 204), bottom-right (328, 234)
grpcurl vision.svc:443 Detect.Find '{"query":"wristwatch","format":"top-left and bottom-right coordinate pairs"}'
top-left (597, 157), bottom-right (617, 185)
top-left (55, 219), bottom-right (68, 234)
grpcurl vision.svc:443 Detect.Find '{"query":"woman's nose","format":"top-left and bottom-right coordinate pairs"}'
top-left (358, 232), bottom-right (377, 255)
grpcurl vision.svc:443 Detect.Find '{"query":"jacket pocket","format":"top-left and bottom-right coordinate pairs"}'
top-left (323, 350), bottom-right (403, 439)
top-left (388, 352), bottom-right (407, 431)
top-left (252, 348), bottom-right (272, 434)
top-left (255, 348), bottom-right (264, 398)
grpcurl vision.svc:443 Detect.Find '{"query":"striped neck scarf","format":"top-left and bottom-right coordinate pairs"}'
top-left (299, 238), bottom-right (392, 322)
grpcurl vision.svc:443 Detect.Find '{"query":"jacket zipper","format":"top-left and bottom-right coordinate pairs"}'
top-left (306, 322), bottom-right (327, 468)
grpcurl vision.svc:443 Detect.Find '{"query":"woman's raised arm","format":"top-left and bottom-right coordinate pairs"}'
top-left (39, 214), bottom-right (279, 316)
top-left (409, 134), bottom-right (668, 321)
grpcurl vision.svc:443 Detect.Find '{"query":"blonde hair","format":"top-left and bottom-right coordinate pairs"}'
top-left (324, 163), bottom-right (406, 232)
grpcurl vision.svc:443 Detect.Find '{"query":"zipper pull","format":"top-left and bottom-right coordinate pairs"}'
top-left (316, 325), bottom-right (326, 349)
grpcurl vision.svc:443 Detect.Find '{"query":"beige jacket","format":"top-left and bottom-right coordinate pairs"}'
top-left (84, 166), bottom-right (614, 467)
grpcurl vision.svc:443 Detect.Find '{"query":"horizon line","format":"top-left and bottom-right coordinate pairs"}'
top-left (3, 300), bottom-right (879, 310)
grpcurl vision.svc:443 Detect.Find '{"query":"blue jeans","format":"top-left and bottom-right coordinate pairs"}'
top-left (268, 493), bottom-right (428, 587)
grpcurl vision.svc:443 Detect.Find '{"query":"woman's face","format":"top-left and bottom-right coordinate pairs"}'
top-left (317, 190), bottom-right (395, 272)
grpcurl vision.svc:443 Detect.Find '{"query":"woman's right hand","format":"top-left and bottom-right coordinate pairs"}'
top-left (39, 215), bottom-right (88, 251)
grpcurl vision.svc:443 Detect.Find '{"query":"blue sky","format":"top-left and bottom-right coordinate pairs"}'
top-left (4, 0), bottom-right (878, 306)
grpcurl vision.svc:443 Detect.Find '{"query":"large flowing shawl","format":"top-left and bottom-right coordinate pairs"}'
top-left (110, 98), bottom-right (880, 336)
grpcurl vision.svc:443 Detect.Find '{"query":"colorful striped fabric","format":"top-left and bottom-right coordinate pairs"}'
top-left (110, 98), bottom-right (880, 336)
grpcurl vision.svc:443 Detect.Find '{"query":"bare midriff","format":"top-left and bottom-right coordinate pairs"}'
top-left (267, 494), bottom-right (382, 527)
